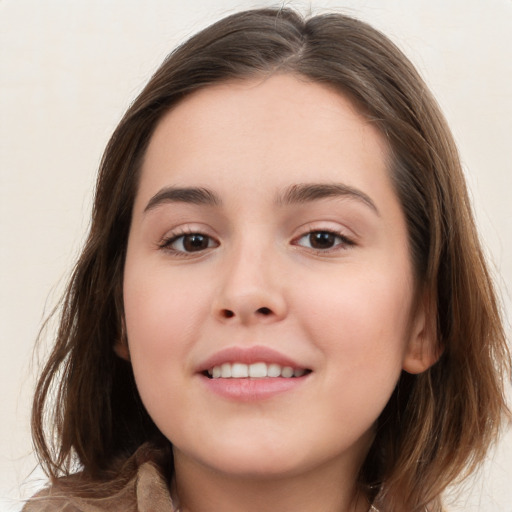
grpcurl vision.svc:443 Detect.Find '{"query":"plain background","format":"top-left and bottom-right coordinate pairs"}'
top-left (1, 1), bottom-right (511, 510)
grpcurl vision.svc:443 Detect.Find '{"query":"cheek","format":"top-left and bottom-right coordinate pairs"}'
top-left (296, 265), bottom-right (414, 385)
top-left (302, 278), bottom-right (412, 437)
top-left (122, 266), bottom-right (208, 404)
top-left (124, 263), bottom-right (207, 346)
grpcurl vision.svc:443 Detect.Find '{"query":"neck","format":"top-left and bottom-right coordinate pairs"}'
top-left (172, 449), bottom-right (370, 512)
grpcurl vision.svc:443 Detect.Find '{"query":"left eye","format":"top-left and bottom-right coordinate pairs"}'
top-left (165, 233), bottom-right (218, 253)
top-left (295, 231), bottom-right (351, 250)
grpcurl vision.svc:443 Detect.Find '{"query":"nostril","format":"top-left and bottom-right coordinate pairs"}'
top-left (218, 307), bottom-right (274, 320)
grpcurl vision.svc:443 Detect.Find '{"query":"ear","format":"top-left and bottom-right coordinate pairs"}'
top-left (402, 292), bottom-right (442, 374)
top-left (113, 319), bottom-right (131, 361)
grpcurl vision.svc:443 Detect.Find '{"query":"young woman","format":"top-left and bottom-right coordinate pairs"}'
top-left (25, 7), bottom-right (510, 512)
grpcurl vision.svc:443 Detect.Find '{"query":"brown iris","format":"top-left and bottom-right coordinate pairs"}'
top-left (182, 234), bottom-right (211, 252)
top-left (308, 231), bottom-right (337, 249)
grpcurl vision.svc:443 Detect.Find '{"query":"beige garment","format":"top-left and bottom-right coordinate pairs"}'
top-left (23, 444), bottom-right (177, 512)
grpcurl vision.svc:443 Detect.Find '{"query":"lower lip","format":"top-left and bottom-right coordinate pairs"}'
top-left (199, 375), bottom-right (309, 401)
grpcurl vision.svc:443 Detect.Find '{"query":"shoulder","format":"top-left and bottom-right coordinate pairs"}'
top-left (23, 443), bottom-right (176, 512)
top-left (22, 473), bottom-right (138, 512)
top-left (22, 486), bottom-right (104, 512)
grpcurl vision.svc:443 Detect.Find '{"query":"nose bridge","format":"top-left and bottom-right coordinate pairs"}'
top-left (213, 231), bottom-right (287, 324)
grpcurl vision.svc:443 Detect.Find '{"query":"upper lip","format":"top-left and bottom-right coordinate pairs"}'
top-left (197, 345), bottom-right (308, 372)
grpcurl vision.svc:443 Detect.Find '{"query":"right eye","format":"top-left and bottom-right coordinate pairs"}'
top-left (161, 233), bottom-right (219, 254)
top-left (293, 229), bottom-right (354, 253)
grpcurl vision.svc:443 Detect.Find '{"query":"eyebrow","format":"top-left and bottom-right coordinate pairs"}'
top-left (143, 182), bottom-right (379, 215)
top-left (277, 183), bottom-right (379, 215)
top-left (144, 186), bottom-right (221, 212)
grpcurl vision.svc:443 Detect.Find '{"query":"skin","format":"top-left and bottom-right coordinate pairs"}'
top-left (121, 74), bottom-right (435, 512)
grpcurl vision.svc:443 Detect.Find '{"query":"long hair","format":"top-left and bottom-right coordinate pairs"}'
top-left (31, 8), bottom-right (510, 511)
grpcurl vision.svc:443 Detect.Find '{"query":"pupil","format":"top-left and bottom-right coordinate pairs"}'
top-left (184, 234), bottom-right (208, 252)
top-left (310, 232), bottom-right (335, 249)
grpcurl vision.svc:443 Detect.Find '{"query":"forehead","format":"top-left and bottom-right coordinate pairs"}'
top-left (136, 74), bottom-right (391, 208)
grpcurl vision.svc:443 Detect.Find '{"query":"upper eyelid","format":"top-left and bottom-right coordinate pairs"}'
top-left (159, 223), bottom-right (216, 240)
top-left (157, 226), bottom-right (219, 249)
top-left (162, 230), bottom-right (217, 242)
top-left (293, 230), bottom-right (355, 246)
top-left (290, 221), bottom-right (357, 241)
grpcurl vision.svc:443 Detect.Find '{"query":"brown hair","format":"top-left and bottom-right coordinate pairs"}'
top-left (31, 8), bottom-right (510, 511)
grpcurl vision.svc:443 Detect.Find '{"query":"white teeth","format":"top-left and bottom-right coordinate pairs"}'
top-left (208, 362), bottom-right (308, 379)
top-left (231, 363), bottom-right (249, 378)
top-left (267, 363), bottom-right (281, 377)
top-left (249, 362), bottom-right (267, 378)
top-left (221, 362), bottom-right (232, 378)
top-left (281, 366), bottom-right (294, 378)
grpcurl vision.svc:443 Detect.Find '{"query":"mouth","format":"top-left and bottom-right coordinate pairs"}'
top-left (204, 362), bottom-right (312, 379)
top-left (197, 347), bottom-right (313, 399)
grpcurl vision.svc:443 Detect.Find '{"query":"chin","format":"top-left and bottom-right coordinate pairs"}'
top-left (173, 437), bottom-right (310, 479)
top-left (204, 453), bottom-right (308, 479)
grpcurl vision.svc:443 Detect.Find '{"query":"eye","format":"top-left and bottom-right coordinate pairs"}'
top-left (295, 230), bottom-right (353, 251)
top-left (161, 233), bottom-right (219, 253)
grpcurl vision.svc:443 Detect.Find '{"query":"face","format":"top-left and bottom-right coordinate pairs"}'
top-left (122, 74), bottom-right (430, 481)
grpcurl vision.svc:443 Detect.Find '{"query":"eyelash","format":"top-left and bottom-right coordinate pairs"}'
top-left (292, 229), bottom-right (355, 253)
top-left (158, 228), bottom-right (355, 256)
top-left (158, 228), bottom-right (219, 256)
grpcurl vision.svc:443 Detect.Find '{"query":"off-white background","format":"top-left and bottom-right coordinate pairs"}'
top-left (1, 1), bottom-right (511, 511)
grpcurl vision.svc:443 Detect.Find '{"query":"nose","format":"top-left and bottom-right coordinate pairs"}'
top-left (212, 242), bottom-right (288, 325)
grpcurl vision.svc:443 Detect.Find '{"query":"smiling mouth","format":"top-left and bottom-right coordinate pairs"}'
top-left (205, 362), bottom-right (312, 379)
